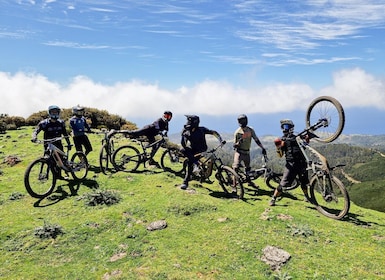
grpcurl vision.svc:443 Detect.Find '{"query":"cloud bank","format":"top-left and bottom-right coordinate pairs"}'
top-left (1, 67), bottom-right (384, 121)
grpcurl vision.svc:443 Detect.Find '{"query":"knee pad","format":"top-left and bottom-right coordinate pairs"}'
top-left (277, 185), bottom-right (283, 192)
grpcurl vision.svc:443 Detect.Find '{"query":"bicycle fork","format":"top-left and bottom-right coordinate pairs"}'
top-left (315, 172), bottom-right (334, 203)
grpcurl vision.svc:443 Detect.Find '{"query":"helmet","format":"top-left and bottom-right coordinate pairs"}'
top-left (237, 114), bottom-right (248, 128)
top-left (280, 119), bottom-right (294, 134)
top-left (184, 115), bottom-right (200, 130)
top-left (162, 110), bottom-right (173, 122)
top-left (72, 105), bottom-right (85, 117)
top-left (48, 105), bottom-right (61, 120)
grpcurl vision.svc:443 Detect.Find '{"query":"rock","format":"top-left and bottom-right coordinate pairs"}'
top-left (146, 220), bottom-right (167, 231)
top-left (261, 245), bottom-right (291, 270)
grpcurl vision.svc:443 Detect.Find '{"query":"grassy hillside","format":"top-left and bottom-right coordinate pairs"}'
top-left (0, 128), bottom-right (384, 279)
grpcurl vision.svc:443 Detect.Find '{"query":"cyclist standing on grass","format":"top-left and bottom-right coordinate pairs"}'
top-left (127, 111), bottom-right (173, 166)
top-left (70, 105), bottom-right (93, 156)
top-left (31, 105), bottom-right (71, 179)
top-left (232, 114), bottom-right (267, 188)
top-left (269, 119), bottom-right (310, 206)
top-left (179, 115), bottom-right (225, 190)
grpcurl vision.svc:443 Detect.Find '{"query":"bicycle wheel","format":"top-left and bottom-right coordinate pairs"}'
top-left (24, 158), bottom-right (56, 198)
top-left (306, 96), bottom-right (345, 143)
top-left (216, 165), bottom-right (244, 199)
top-left (309, 174), bottom-right (350, 220)
top-left (112, 145), bottom-right (140, 172)
top-left (70, 152), bottom-right (89, 180)
top-left (266, 173), bottom-right (300, 191)
top-left (266, 173), bottom-right (282, 190)
top-left (99, 143), bottom-right (110, 174)
top-left (160, 148), bottom-right (187, 174)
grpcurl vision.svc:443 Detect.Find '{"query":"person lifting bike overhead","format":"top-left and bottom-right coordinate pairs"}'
top-left (269, 119), bottom-right (310, 206)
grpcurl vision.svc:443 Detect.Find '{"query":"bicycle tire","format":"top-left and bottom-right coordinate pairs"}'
top-left (306, 96), bottom-right (345, 143)
top-left (160, 148), bottom-right (187, 174)
top-left (216, 165), bottom-right (244, 199)
top-left (309, 174), bottom-right (350, 220)
top-left (266, 172), bottom-right (300, 191)
top-left (112, 145), bottom-right (141, 172)
top-left (99, 143), bottom-right (110, 175)
top-left (24, 158), bottom-right (56, 198)
top-left (70, 152), bottom-right (89, 180)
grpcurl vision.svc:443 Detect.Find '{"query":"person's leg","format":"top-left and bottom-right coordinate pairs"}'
top-left (180, 148), bottom-right (194, 189)
top-left (242, 153), bottom-right (257, 188)
top-left (269, 162), bottom-right (296, 206)
top-left (83, 135), bottom-right (93, 155)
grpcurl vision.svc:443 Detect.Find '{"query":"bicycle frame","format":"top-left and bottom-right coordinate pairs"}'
top-left (46, 141), bottom-right (69, 170)
top-left (238, 155), bottom-right (272, 182)
top-left (194, 143), bottom-right (225, 179)
top-left (131, 134), bottom-right (166, 165)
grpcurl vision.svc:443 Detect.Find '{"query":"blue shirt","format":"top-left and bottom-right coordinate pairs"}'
top-left (70, 116), bottom-right (90, 137)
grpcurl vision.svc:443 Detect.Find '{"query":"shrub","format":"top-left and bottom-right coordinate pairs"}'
top-left (34, 221), bottom-right (64, 239)
top-left (81, 189), bottom-right (121, 206)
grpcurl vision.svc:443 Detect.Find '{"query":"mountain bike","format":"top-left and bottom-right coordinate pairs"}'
top-left (24, 137), bottom-right (89, 198)
top-left (98, 129), bottom-right (131, 174)
top-left (236, 155), bottom-right (299, 192)
top-left (298, 95), bottom-right (349, 219)
top-left (111, 132), bottom-right (185, 173)
top-left (182, 142), bottom-right (245, 199)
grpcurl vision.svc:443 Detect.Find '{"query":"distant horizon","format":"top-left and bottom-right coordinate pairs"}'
top-left (1, 2), bottom-right (384, 137)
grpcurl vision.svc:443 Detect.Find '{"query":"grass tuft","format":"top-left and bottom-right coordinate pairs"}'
top-left (34, 220), bottom-right (64, 239)
top-left (81, 189), bottom-right (121, 206)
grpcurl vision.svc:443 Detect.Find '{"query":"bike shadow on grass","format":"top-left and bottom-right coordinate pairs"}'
top-left (33, 178), bottom-right (100, 208)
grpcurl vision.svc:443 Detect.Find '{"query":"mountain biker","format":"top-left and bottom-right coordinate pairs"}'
top-left (31, 105), bottom-right (71, 179)
top-left (269, 119), bottom-right (310, 206)
top-left (69, 105), bottom-right (93, 155)
top-left (179, 115), bottom-right (225, 190)
top-left (232, 114), bottom-right (266, 188)
top-left (127, 111), bottom-right (173, 166)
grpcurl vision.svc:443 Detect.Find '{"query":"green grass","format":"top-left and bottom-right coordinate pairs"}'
top-left (0, 127), bottom-right (384, 279)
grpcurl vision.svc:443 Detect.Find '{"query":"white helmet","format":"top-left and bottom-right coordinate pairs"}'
top-left (72, 105), bottom-right (85, 117)
top-left (48, 105), bottom-right (61, 120)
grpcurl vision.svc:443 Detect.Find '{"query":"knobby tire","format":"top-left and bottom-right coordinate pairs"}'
top-left (99, 143), bottom-right (110, 175)
top-left (70, 152), bottom-right (89, 180)
top-left (266, 172), bottom-right (300, 191)
top-left (306, 96), bottom-right (345, 143)
top-left (112, 145), bottom-right (141, 172)
top-left (160, 148), bottom-right (187, 174)
top-left (217, 165), bottom-right (244, 199)
top-left (24, 158), bottom-right (56, 198)
top-left (309, 174), bottom-right (350, 220)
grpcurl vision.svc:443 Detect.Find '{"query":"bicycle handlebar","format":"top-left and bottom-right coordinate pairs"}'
top-left (32, 136), bottom-right (70, 144)
top-left (296, 118), bottom-right (328, 139)
top-left (195, 141), bottom-right (226, 157)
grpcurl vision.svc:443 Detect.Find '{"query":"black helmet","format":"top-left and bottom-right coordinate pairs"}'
top-left (162, 111), bottom-right (173, 122)
top-left (48, 105), bottom-right (61, 120)
top-left (184, 115), bottom-right (200, 130)
top-left (237, 114), bottom-right (248, 128)
top-left (72, 105), bottom-right (85, 117)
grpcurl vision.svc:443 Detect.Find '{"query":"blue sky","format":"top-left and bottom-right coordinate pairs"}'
top-left (1, 0), bottom-right (385, 136)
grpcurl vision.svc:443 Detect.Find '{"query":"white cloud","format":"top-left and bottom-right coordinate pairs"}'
top-left (320, 67), bottom-right (385, 108)
top-left (1, 68), bottom-right (384, 120)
